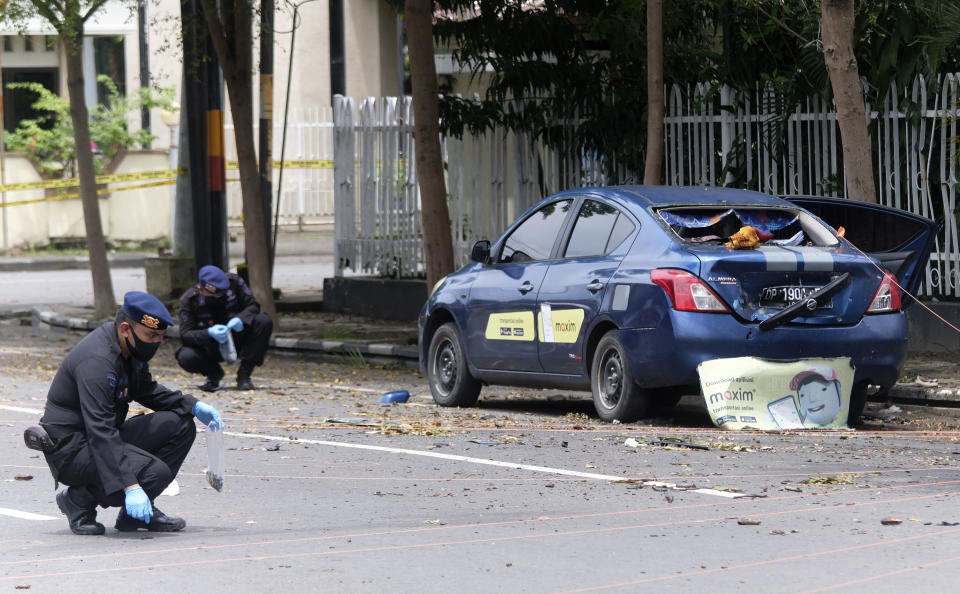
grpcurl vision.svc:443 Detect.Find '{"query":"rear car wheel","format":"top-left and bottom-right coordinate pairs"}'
top-left (428, 323), bottom-right (481, 407)
top-left (591, 332), bottom-right (650, 422)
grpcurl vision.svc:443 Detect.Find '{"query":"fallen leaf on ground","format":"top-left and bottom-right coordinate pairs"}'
top-left (14, 474), bottom-right (33, 481)
top-left (737, 518), bottom-right (761, 525)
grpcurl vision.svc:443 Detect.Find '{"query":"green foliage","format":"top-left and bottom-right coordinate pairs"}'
top-left (5, 76), bottom-right (175, 178)
top-left (429, 0), bottom-right (960, 185)
top-left (434, 0), bottom-right (717, 179)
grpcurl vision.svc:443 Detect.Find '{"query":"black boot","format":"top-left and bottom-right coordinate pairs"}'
top-left (24, 425), bottom-right (55, 453)
top-left (236, 364), bottom-right (255, 391)
top-left (56, 487), bottom-right (105, 535)
top-left (115, 505), bottom-right (186, 532)
top-left (200, 366), bottom-right (225, 392)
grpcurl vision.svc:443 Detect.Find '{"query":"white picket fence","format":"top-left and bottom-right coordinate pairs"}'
top-left (332, 95), bottom-right (615, 278)
top-left (325, 79), bottom-right (960, 298)
top-left (223, 106), bottom-right (335, 229)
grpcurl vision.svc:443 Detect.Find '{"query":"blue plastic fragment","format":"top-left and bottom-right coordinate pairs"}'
top-left (379, 390), bottom-right (410, 403)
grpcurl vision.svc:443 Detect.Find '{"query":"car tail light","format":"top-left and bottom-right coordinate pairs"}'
top-left (866, 272), bottom-right (901, 314)
top-left (651, 268), bottom-right (730, 313)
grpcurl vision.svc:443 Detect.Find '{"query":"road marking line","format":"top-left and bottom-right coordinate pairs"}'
top-left (0, 508), bottom-right (57, 521)
top-left (0, 405), bottom-right (43, 415)
top-left (223, 431), bottom-right (744, 498)
top-left (0, 404), bottom-right (742, 498)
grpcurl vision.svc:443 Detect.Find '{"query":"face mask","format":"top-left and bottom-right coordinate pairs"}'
top-left (125, 327), bottom-right (161, 362)
top-left (202, 294), bottom-right (225, 306)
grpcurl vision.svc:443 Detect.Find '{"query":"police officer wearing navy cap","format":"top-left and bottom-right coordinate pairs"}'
top-left (22, 291), bottom-right (223, 535)
top-left (176, 264), bottom-right (273, 391)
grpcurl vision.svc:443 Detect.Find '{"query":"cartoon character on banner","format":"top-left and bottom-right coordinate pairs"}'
top-left (767, 364), bottom-right (844, 429)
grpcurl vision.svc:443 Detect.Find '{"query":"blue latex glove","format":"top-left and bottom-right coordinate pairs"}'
top-left (207, 324), bottom-right (229, 344)
top-left (226, 317), bottom-right (244, 333)
top-left (193, 401), bottom-right (224, 431)
top-left (124, 486), bottom-right (152, 524)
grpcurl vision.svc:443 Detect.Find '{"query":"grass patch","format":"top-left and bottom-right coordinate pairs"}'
top-left (336, 347), bottom-right (368, 368)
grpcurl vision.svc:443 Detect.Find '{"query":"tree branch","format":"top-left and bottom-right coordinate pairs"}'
top-left (81, 0), bottom-right (112, 23)
top-left (28, 0), bottom-right (65, 30)
top-left (200, 0), bottom-right (232, 68)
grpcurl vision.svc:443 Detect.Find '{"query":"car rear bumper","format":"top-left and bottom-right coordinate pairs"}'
top-left (619, 312), bottom-right (908, 388)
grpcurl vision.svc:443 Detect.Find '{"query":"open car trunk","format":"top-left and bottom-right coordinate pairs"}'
top-left (787, 197), bottom-right (939, 302)
top-left (657, 200), bottom-right (937, 325)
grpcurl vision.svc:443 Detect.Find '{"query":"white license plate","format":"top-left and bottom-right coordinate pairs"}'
top-left (760, 286), bottom-right (830, 308)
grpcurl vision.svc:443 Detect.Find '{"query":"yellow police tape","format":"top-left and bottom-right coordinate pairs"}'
top-left (0, 160), bottom-right (333, 205)
top-left (0, 169), bottom-right (183, 193)
top-left (1, 179), bottom-right (177, 208)
top-left (225, 159), bottom-right (334, 170)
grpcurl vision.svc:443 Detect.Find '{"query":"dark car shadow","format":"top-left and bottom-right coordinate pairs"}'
top-left (475, 395), bottom-right (715, 428)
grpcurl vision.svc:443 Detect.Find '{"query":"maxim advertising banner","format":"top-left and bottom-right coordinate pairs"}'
top-left (697, 357), bottom-right (855, 430)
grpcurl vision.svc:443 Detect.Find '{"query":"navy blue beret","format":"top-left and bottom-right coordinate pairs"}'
top-left (198, 265), bottom-right (229, 293)
top-left (122, 291), bottom-right (175, 329)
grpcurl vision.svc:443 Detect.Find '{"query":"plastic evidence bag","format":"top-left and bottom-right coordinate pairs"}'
top-left (219, 331), bottom-right (238, 363)
top-left (205, 422), bottom-right (225, 491)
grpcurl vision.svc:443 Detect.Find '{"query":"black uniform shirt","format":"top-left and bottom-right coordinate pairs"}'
top-left (40, 322), bottom-right (198, 496)
top-left (179, 274), bottom-right (260, 348)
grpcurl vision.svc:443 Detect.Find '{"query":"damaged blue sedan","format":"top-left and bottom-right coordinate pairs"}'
top-left (418, 186), bottom-right (937, 424)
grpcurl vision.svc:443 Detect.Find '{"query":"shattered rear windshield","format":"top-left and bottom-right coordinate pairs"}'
top-left (658, 207), bottom-right (831, 247)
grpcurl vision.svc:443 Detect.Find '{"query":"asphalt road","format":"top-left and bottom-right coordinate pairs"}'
top-left (2, 321), bottom-right (960, 592)
top-left (0, 256), bottom-right (329, 313)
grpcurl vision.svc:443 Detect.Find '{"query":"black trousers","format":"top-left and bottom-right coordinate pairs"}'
top-left (53, 411), bottom-right (196, 507)
top-left (175, 312), bottom-right (273, 377)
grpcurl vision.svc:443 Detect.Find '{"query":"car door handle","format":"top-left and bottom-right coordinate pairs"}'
top-left (518, 281), bottom-right (535, 294)
top-left (586, 280), bottom-right (604, 292)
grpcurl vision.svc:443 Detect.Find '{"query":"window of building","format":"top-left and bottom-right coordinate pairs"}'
top-left (3, 69), bottom-right (59, 132)
top-left (94, 36), bottom-right (126, 103)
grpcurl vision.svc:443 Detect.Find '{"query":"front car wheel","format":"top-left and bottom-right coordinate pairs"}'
top-left (427, 322), bottom-right (481, 407)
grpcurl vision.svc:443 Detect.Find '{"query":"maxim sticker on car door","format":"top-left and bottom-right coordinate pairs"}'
top-left (484, 311), bottom-right (536, 341)
top-left (538, 305), bottom-right (585, 343)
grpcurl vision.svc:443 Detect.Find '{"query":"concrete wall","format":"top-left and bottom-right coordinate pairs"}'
top-left (908, 302), bottom-right (960, 354)
top-left (1, 151), bottom-right (172, 248)
top-left (0, 155), bottom-right (47, 248)
top-left (105, 151), bottom-right (172, 242)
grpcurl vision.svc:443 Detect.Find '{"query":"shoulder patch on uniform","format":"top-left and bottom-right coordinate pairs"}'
top-left (106, 373), bottom-right (117, 388)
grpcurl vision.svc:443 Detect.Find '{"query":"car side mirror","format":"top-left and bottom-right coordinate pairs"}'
top-left (471, 240), bottom-right (491, 263)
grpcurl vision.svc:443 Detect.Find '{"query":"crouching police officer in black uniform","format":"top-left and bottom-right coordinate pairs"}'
top-left (22, 291), bottom-right (223, 535)
top-left (176, 265), bottom-right (273, 391)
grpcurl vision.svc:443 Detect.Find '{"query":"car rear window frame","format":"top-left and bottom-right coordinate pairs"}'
top-left (656, 205), bottom-right (839, 248)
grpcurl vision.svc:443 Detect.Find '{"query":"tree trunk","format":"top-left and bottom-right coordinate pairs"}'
top-left (821, 0), bottom-right (876, 203)
top-left (225, 72), bottom-right (277, 323)
top-left (200, 0), bottom-right (277, 323)
top-left (63, 31), bottom-right (117, 317)
top-left (405, 0), bottom-right (455, 291)
top-left (643, 0), bottom-right (664, 185)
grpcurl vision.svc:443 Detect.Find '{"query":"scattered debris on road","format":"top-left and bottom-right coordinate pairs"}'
top-left (801, 474), bottom-right (857, 485)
